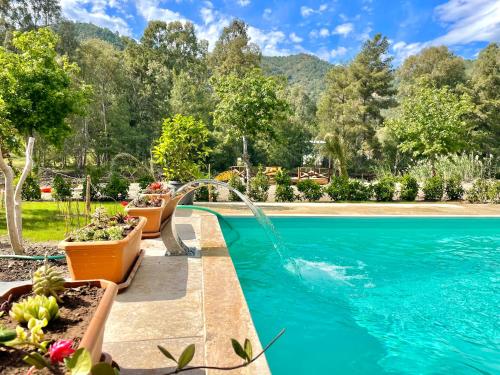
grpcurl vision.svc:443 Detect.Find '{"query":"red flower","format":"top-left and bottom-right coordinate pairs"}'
top-left (120, 201), bottom-right (129, 207)
top-left (149, 182), bottom-right (162, 191)
top-left (48, 340), bottom-right (75, 363)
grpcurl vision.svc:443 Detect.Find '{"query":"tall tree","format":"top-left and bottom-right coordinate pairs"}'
top-left (77, 38), bottom-right (130, 165)
top-left (469, 43), bottom-right (500, 158)
top-left (397, 46), bottom-right (466, 94)
top-left (386, 81), bottom-right (476, 171)
top-left (0, 28), bottom-right (86, 253)
top-left (212, 68), bottom-right (288, 191)
top-left (209, 19), bottom-right (261, 77)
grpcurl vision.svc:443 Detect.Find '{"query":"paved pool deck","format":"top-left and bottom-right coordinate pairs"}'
top-left (102, 209), bottom-right (269, 375)
top-left (197, 202), bottom-right (500, 216)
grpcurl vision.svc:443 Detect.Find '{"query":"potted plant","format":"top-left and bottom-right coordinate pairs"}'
top-left (59, 208), bottom-right (145, 283)
top-left (125, 196), bottom-right (166, 238)
top-left (0, 263), bottom-right (118, 372)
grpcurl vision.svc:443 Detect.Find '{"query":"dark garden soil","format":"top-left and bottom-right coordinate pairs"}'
top-left (0, 285), bottom-right (104, 374)
top-left (0, 239), bottom-right (68, 282)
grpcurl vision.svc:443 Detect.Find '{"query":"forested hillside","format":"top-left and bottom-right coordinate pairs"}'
top-left (262, 54), bottom-right (331, 101)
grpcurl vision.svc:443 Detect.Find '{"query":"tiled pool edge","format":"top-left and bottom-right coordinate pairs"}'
top-left (200, 212), bottom-right (271, 375)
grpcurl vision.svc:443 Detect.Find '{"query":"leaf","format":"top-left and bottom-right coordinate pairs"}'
top-left (22, 352), bottom-right (49, 369)
top-left (64, 348), bottom-right (92, 375)
top-left (177, 344), bottom-right (195, 369)
top-left (231, 339), bottom-right (248, 361)
top-left (91, 362), bottom-right (116, 375)
top-left (157, 345), bottom-right (177, 363)
top-left (244, 339), bottom-right (253, 362)
top-left (0, 326), bottom-right (17, 343)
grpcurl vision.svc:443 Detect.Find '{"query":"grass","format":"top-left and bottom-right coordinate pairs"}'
top-left (0, 201), bottom-right (122, 242)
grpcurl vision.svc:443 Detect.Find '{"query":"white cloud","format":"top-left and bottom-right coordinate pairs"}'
top-left (319, 28), bottom-right (330, 37)
top-left (330, 46), bottom-right (347, 58)
top-left (289, 32), bottom-right (303, 43)
top-left (60, 0), bottom-right (132, 35)
top-left (136, 0), bottom-right (186, 23)
top-left (393, 0), bottom-right (500, 62)
top-left (248, 26), bottom-right (288, 56)
top-left (319, 4), bottom-right (328, 12)
top-left (263, 8), bottom-right (272, 20)
top-left (332, 23), bottom-right (354, 36)
top-left (237, 0), bottom-right (251, 7)
top-left (300, 6), bottom-right (314, 17)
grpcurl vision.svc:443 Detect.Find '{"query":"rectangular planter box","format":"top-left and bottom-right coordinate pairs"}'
top-left (59, 217), bottom-right (146, 283)
top-left (125, 198), bottom-right (166, 238)
top-left (0, 280), bottom-right (118, 365)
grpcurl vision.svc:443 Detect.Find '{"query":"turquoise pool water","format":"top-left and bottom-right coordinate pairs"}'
top-left (220, 217), bottom-right (500, 375)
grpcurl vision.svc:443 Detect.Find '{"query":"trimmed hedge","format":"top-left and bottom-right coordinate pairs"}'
top-left (399, 175), bottom-right (418, 201)
top-left (297, 179), bottom-right (323, 202)
top-left (423, 176), bottom-right (444, 201)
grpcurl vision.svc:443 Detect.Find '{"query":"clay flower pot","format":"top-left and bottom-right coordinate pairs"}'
top-left (0, 280), bottom-right (118, 365)
top-left (59, 217), bottom-right (146, 283)
top-left (125, 198), bottom-right (166, 238)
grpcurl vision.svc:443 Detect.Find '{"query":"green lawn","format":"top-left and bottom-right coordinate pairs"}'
top-left (0, 201), bottom-right (122, 242)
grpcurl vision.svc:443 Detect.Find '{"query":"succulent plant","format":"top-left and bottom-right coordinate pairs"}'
top-left (129, 195), bottom-right (162, 208)
top-left (93, 229), bottom-right (109, 241)
top-left (10, 295), bottom-right (59, 325)
top-left (71, 226), bottom-right (95, 242)
top-left (33, 261), bottom-right (65, 303)
top-left (0, 325), bottom-right (17, 343)
top-left (106, 225), bottom-right (124, 240)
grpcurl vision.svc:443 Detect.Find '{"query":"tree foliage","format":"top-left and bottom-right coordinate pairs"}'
top-left (386, 81), bottom-right (476, 161)
top-left (152, 115), bottom-right (210, 182)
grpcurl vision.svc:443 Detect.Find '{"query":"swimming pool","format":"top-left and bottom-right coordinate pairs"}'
top-left (220, 217), bottom-right (500, 375)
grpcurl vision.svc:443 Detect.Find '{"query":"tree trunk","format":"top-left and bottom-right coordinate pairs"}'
top-left (242, 136), bottom-right (251, 194)
top-left (14, 137), bottom-right (35, 242)
top-left (0, 142), bottom-right (25, 254)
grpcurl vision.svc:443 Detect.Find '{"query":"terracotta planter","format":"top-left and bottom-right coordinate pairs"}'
top-left (142, 192), bottom-right (171, 200)
top-left (59, 217), bottom-right (146, 283)
top-left (125, 198), bottom-right (166, 238)
top-left (0, 280), bottom-right (118, 365)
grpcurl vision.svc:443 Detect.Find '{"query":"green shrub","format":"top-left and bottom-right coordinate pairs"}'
top-left (194, 186), bottom-right (219, 202)
top-left (347, 180), bottom-right (373, 201)
top-left (488, 181), bottom-right (500, 203)
top-left (373, 177), bottom-right (395, 201)
top-left (228, 173), bottom-right (245, 201)
top-left (423, 176), bottom-right (444, 201)
top-left (248, 167), bottom-right (270, 202)
top-left (22, 173), bottom-right (41, 201)
top-left (52, 175), bottom-right (72, 201)
top-left (399, 175), bottom-right (418, 201)
top-left (103, 173), bottom-right (130, 201)
top-left (445, 177), bottom-right (464, 200)
top-left (297, 179), bottom-right (323, 202)
top-left (81, 168), bottom-right (103, 201)
top-left (467, 179), bottom-right (491, 203)
top-left (325, 176), bottom-right (350, 201)
top-left (274, 169), bottom-right (295, 202)
top-left (138, 174), bottom-right (155, 189)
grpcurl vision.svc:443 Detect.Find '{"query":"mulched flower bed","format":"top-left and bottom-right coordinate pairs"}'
top-left (0, 240), bottom-right (68, 282)
top-left (0, 285), bottom-right (104, 374)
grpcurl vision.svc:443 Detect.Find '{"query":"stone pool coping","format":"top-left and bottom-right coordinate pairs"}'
top-left (198, 202), bottom-right (500, 217)
top-left (199, 211), bottom-right (271, 375)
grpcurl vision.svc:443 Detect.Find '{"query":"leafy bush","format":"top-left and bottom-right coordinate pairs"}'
top-left (467, 179), bottom-right (492, 203)
top-left (22, 173), bottom-right (41, 201)
top-left (347, 180), bottom-right (373, 201)
top-left (138, 174), bottom-right (155, 189)
top-left (102, 173), bottom-right (130, 201)
top-left (274, 169), bottom-right (295, 202)
top-left (373, 177), bottom-right (395, 201)
top-left (249, 167), bottom-right (270, 202)
top-left (488, 181), bottom-right (500, 203)
top-left (399, 175), bottom-right (418, 201)
top-left (325, 176), bottom-right (350, 201)
top-left (228, 174), bottom-right (245, 202)
top-left (81, 168), bottom-right (103, 201)
top-left (297, 179), bottom-right (323, 202)
top-left (445, 177), bottom-right (464, 200)
top-left (423, 176), bottom-right (444, 201)
top-left (194, 186), bottom-right (219, 202)
top-left (52, 175), bottom-right (72, 201)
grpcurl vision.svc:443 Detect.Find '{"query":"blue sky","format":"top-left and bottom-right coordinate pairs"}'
top-left (60, 0), bottom-right (500, 63)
